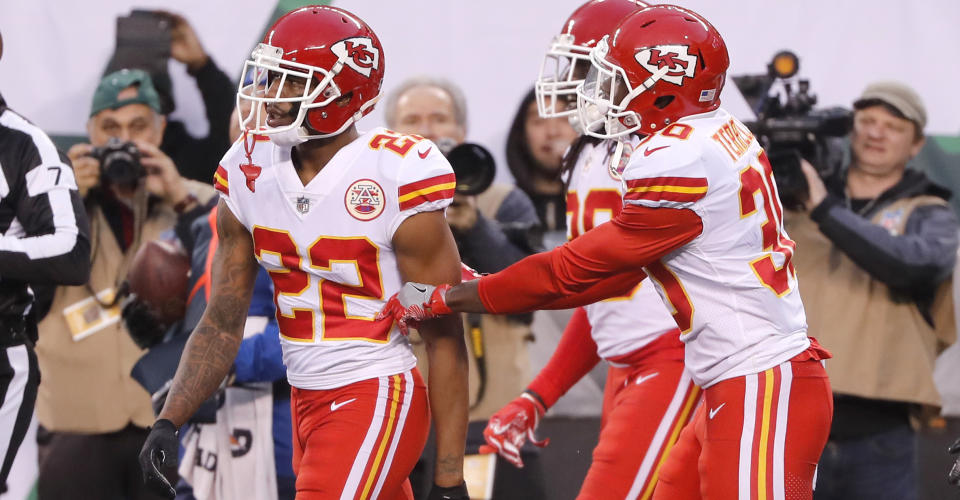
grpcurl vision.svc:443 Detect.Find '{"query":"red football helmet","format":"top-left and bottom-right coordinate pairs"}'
top-left (535, 0), bottom-right (648, 122)
top-left (577, 4), bottom-right (729, 139)
top-left (237, 6), bottom-right (385, 144)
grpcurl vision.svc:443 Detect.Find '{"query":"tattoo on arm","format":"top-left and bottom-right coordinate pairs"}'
top-left (159, 203), bottom-right (258, 427)
top-left (436, 454), bottom-right (464, 476)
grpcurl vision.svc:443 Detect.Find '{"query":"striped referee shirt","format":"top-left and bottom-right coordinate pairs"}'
top-left (0, 93), bottom-right (90, 318)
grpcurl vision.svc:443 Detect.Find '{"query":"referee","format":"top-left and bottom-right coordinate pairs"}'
top-left (0, 29), bottom-right (91, 493)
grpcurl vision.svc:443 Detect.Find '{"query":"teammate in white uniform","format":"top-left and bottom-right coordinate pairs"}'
top-left (479, 3), bottom-right (699, 499)
top-left (382, 5), bottom-right (833, 499)
top-left (139, 7), bottom-right (470, 500)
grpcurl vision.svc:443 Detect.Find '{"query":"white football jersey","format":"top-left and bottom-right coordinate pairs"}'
top-left (621, 108), bottom-right (809, 388)
top-left (215, 127), bottom-right (454, 390)
top-left (565, 136), bottom-right (681, 362)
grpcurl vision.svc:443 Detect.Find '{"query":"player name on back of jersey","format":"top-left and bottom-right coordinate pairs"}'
top-left (711, 117), bottom-right (756, 162)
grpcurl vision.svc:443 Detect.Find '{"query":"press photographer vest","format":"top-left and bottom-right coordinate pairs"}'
top-left (787, 196), bottom-right (955, 407)
top-left (36, 180), bottom-right (215, 433)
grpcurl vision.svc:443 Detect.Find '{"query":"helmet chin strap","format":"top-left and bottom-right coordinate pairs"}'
top-left (609, 140), bottom-right (625, 174)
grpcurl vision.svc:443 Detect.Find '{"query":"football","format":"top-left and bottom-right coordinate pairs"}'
top-left (125, 239), bottom-right (191, 325)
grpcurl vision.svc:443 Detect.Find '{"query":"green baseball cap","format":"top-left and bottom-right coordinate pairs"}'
top-left (89, 69), bottom-right (163, 117)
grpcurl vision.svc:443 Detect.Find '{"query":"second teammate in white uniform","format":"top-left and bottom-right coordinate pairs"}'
top-left (480, 3), bottom-right (699, 499)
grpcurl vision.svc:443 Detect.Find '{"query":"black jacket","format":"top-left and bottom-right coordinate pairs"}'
top-left (160, 59), bottom-right (235, 184)
top-left (812, 167), bottom-right (958, 298)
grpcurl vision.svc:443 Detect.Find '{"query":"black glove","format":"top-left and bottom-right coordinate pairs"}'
top-left (949, 437), bottom-right (960, 486)
top-left (427, 482), bottom-right (470, 500)
top-left (138, 419), bottom-right (179, 498)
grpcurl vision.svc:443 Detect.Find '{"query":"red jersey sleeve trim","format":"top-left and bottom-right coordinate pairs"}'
top-left (624, 176), bottom-right (707, 204)
top-left (213, 165), bottom-right (229, 195)
top-left (398, 173), bottom-right (456, 211)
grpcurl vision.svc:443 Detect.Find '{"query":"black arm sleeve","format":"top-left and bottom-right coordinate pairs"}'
top-left (163, 58), bottom-right (235, 183)
top-left (0, 147), bottom-right (91, 286)
top-left (190, 58), bottom-right (235, 156)
top-left (811, 194), bottom-right (959, 289)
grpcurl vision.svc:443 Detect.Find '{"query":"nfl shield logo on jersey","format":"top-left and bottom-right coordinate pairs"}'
top-left (296, 196), bottom-right (311, 214)
top-left (345, 179), bottom-right (385, 221)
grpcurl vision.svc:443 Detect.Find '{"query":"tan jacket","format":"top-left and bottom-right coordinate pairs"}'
top-left (36, 181), bottom-right (215, 433)
top-left (413, 184), bottom-right (534, 421)
top-left (788, 196), bottom-right (955, 407)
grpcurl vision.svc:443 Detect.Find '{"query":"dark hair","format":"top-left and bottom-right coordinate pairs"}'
top-left (505, 88), bottom-right (538, 195)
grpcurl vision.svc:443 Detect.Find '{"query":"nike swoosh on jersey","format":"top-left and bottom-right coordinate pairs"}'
top-left (634, 372), bottom-right (659, 385)
top-left (709, 402), bottom-right (725, 419)
top-left (330, 398), bottom-right (357, 412)
top-left (418, 147), bottom-right (432, 159)
top-left (643, 145), bottom-right (670, 156)
top-left (412, 284), bottom-right (427, 293)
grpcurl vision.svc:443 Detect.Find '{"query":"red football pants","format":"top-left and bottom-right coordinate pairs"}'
top-left (290, 369), bottom-right (430, 500)
top-left (577, 359), bottom-right (701, 500)
top-left (653, 358), bottom-right (833, 500)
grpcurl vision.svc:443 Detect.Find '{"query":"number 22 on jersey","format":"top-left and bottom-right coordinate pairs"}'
top-left (252, 227), bottom-right (390, 343)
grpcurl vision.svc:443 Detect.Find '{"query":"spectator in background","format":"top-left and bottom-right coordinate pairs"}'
top-left (158, 11), bottom-right (234, 183)
top-left (786, 81), bottom-right (958, 500)
top-left (0, 28), bottom-right (91, 496)
top-left (506, 88), bottom-right (579, 233)
top-left (107, 10), bottom-right (235, 183)
top-left (35, 69), bottom-right (216, 500)
top-left (384, 76), bottom-right (547, 499)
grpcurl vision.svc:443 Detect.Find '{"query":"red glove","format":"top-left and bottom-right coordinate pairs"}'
top-left (377, 282), bottom-right (453, 335)
top-left (478, 392), bottom-right (549, 468)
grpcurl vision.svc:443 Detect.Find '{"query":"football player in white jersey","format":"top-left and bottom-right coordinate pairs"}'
top-left (381, 5), bottom-right (833, 499)
top-left (479, 2), bottom-right (701, 499)
top-left (138, 6), bottom-right (470, 500)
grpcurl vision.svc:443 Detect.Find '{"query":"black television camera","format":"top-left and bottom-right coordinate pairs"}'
top-left (435, 138), bottom-right (497, 196)
top-left (89, 138), bottom-right (146, 189)
top-left (735, 51), bottom-right (852, 211)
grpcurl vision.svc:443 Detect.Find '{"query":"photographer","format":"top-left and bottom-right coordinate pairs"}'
top-left (384, 76), bottom-right (547, 499)
top-left (785, 81), bottom-right (958, 500)
top-left (35, 69), bottom-right (215, 499)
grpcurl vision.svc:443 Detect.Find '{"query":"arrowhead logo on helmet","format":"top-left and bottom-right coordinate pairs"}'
top-left (635, 45), bottom-right (697, 86)
top-left (332, 37), bottom-right (380, 77)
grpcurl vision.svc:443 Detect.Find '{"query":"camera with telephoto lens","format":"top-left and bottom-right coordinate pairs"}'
top-left (89, 137), bottom-right (146, 188)
top-left (435, 138), bottom-right (497, 196)
top-left (734, 51), bottom-right (852, 211)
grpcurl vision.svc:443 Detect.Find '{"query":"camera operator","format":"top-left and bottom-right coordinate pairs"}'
top-left (35, 68), bottom-right (216, 499)
top-left (785, 81), bottom-right (958, 500)
top-left (384, 76), bottom-right (547, 499)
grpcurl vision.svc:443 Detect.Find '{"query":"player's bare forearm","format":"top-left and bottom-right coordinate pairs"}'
top-left (393, 210), bottom-right (470, 486)
top-left (158, 201), bottom-right (258, 427)
top-left (419, 316), bottom-right (469, 486)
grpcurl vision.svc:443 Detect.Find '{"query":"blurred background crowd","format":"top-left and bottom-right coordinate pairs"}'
top-left (1, 1), bottom-right (959, 499)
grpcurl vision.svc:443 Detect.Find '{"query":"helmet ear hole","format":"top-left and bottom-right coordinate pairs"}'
top-left (654, 95), bottom-right (674, 109)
